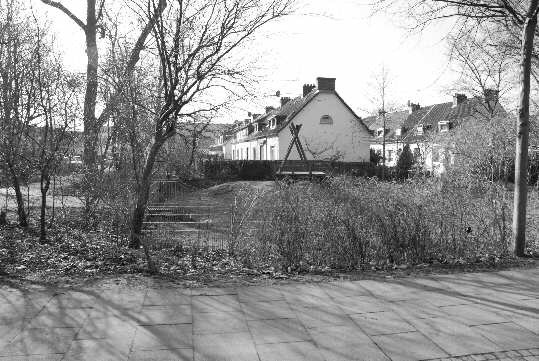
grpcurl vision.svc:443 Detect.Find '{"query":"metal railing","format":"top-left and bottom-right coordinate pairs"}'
top-left (143, 180), bottom-right (230, 250)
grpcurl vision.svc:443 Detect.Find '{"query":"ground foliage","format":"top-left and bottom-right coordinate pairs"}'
top-left (229, 176), bottom-right (539, 272)
top-left (1, 177), bottom-right (538, 286)
top-left (1, 215), bottom-right (536, 287)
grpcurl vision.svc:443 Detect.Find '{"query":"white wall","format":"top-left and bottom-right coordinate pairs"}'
top-left (371, 142), bottom-right (405, 167)
top-left (223, 141), bottom-right (233, 159)
top-left (228, 137), bottom-right (279, 160)
top-left (370, 141), bottom-right (448, 175)
top-left (278, 92), bottom-right (371, 162)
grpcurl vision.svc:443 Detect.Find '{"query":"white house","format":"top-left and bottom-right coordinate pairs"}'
top-left (365, 91), bottom-right (506, 174)
top-left (215, 77), bottom-right (371, 162)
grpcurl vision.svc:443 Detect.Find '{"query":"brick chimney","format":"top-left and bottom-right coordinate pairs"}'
top-left (280, 97), bottom-right (291, 107)
top-left (302, 84), bottom-right (315, 97)
top-left (317, 77), bottom-right (336, 92)
top-left (452, 93), bottom-right (467, 107)
top-left (265, 106), bottom-right (275, 114)
top-left (407, 101), bottom-right (420, 114)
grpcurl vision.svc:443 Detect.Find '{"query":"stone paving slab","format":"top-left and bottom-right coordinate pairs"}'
top-left (255, 341), bottom-right (325, 361)
top-left (0, 267), bottom-right (538, 360)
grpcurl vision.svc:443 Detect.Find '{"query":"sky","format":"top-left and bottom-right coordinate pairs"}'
top-left (30, 0), bottom-right (463, 121)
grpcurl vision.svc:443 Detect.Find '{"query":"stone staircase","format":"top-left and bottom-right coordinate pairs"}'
top-left (142, 180), bottom-right (229, 249)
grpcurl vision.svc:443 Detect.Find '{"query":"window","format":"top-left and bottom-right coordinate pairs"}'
top-left (259, 145), bottom-right (264, 160)
top-left (253, 147), bottom-right (256, 160)
top-left (416, 125), bottom-right (423, 135)
top-left (320, 115), bottom-right (333, 124)
top-left (439, 121), bottom-right (450, 132)
top-left (395, 128), bottom-right (402, 137)
top-left (387, 150), bottom-right (394, 163)
top-left (269, 146), bottom-right (275, 160)
top-left (376, 128), bottom-right (385, 137)
top-left (413, 147), bottom-right (421, 159)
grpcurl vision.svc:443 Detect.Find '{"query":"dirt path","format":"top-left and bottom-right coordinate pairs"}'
top-left (0, 179), bottom-right (83, 216)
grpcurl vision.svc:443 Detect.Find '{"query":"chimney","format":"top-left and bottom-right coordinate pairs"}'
top-left (452, 93), bottom-right (467, 107)
top-left (280, 97), bottom-right (291, 107)
top-left (302, 84), bottom-right (316, 97)
top-left (483, 88), bottom-right (499, 105)
top-left (407, 101), bottom-right (420, 114)
top-left (265, 106), bottom-right (275, 114)
top-left (316, 77), bottom-right (336, 92)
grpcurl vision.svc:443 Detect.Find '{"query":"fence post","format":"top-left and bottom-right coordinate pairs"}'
top-left (51, 176), bottom-right (56, 225)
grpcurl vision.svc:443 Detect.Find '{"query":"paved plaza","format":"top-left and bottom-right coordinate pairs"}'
top-left (1, 267), bottom-right (539, 361)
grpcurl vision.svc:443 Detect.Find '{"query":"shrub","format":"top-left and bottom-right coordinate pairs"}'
top-left (231, 175), bottom-right (514, 271)
top-left (396, 144), bottom-right (414, 180)
top-left (202, 160), bottom-right (274, 181)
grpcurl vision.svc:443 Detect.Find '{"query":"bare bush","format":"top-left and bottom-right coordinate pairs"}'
top-left (230, 176), bottom-right (515, 272)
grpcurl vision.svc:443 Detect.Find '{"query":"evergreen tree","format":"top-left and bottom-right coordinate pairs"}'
top-left (396, 144), bottom-right (414, 180)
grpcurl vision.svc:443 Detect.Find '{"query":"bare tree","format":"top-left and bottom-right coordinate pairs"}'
top-left (0, 1), bottom-right (41, 227)
top-left (29, 39), bottom-right (81, 242)
top-left (447, 31), bottom-right (514, 116)
top-left (366, 65), bottom-right (392, 176)
top-left (41, 0), bottom-right (167, 207)
top-left (129, 0), bottom-right (294, 248)
top-left (373, 0), bottom-right (539, 256)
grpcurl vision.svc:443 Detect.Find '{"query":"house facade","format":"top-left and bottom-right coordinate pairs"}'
top-left (213, 77), bottom-right (371, 162)
top-left (365, 91), bottom-right (506, 174)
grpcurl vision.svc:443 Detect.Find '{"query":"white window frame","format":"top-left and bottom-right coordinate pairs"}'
top-left (416, 125), bottom-right (423, 135)
top-left (438, 121), bottom-right (449, 133)
top-left (320, 115), bottom-right (333, 124)
top-left (376, 128), bottom-right (385, 138)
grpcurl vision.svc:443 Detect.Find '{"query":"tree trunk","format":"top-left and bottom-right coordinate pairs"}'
top-left (9, 167), bottom-right (27, 227)
top-left (129, 139), bottom-right (164, 248)
top-left (39, 174), bottom-right (50, 243)
top-left (83, 0), bottom-right (99, 170)
top-left (512, 1), bottom-right (538, 257)
top-left (188, 136), bottom-right (197, 175)
top-left (81, 0), bottom-right (100, 218)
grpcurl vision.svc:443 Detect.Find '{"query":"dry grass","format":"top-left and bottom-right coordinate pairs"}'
top-left (228, 176), bottom-right (533, 272)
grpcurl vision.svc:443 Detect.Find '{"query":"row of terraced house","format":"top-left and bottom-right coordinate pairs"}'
top-left (209, 77), bottom-right (506, 174)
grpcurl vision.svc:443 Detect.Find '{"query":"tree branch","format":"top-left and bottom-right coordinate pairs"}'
top-left (40, 0), bottom-right (87, 31)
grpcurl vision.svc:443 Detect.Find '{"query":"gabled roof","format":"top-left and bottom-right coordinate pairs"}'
top-left (232, 87), bottom-right (368, 143)
top-left (363, 110), bottom-right (409, 139)
top-left (367, 97), bottom-right (507, 144)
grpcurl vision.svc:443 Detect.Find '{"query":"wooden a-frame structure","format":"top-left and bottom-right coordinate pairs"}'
top-left (277, 122), bottom-right (313, 178)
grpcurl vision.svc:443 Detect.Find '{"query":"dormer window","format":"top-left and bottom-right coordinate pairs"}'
top-left (270, 118), bottom-right (276, 129)
top-left (416, 125), bottom-right (424, 135)
top-left (320, 115), bottom-right (333, 124)
top-left (439, 121), bottom-right (450, 133)
top-left (395, 128), bottom-right (402, 137)
top-left (376, 128), bottom-right (385, 137)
